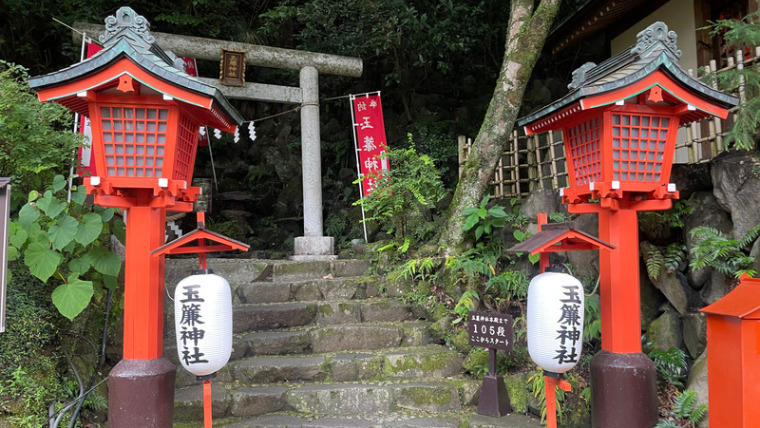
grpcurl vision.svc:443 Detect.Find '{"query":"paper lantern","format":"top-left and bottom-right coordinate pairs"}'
top-left (527, 271), bottom-right (584, 374)
top-left (174, 270), bottom-right (232, 377)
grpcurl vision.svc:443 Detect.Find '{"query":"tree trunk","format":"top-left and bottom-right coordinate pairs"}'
top-left (438, 0), bottom-right (562, 256)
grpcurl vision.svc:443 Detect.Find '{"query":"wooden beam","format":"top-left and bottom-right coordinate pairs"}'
top-left (73, 22), bottom-right (363, 78)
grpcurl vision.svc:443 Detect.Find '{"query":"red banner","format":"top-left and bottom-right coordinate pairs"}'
top-left (352, 93), bottom-right (389, 195)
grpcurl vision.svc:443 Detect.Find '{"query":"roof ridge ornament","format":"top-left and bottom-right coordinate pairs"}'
top-left (631, 21), bottom-right (681, 60)
top-left (568, 61), bottom-right (597, 90)
top-left (99, 6), bottom-right (155, 47)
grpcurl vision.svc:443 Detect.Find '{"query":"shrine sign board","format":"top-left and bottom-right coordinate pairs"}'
top-left (468, 312), bottom-right (514, 352)
top-left (220, 49), bottom-right (246, 86)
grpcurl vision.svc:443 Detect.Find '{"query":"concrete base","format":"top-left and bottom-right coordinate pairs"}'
top-left (294, 236), bottom-right (336, 259)
top-left (590, 350), bottom-right (658, 428)
top-left (108, 357), bottom-right (176, 428)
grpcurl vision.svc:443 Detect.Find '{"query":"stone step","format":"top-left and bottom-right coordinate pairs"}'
top-left (173, 346), bottom-right (463, 387)
top-left (165, 322), bottom-right (433, 369)
top-left (165, 258), bottom-right (371, 287)
top-left (232, 276), bottom-right (382, 304)
top-left (231, 298), bottom-right (415, 333)
top-left (174, 379), bottom-right (480, 422)
top-left (214, 412), bottom-right (543, 427)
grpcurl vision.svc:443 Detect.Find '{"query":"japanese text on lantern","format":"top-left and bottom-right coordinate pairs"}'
top-left (352, 94), bottom-right (389, 195)
top-left (468, 312), bottom-right (514, 352)
top-left (555, 285), bottom-right (582, 364)
top-left (179, 284), bottom-right (209, 366)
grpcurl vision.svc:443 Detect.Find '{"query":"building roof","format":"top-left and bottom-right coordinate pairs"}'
top-left (507, 222), bottom-right (614, 254)
top-left (548, 0), bottom-right (668, 54)
top-left (29, 6), bottom-right (243, 129)
top-left (518, 21), bottom-right (738, 133)
top-left (701, 276), bottom-right (760, 319)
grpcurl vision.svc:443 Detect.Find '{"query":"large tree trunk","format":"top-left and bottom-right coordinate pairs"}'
top-left (438, 0), bottom-right (562, 256)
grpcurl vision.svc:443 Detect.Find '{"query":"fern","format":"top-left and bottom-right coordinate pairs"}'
top-left (690, 223), bottom-right (760, 278)
top-left (664, 243), bottom-right (687, 274)
top-left (649, 348), bottom-right (688, 388)
top-left (452, 289), bottom-right (480, 324)
top-left (656, 390), bottom-right (708, 427)
top-left (642, 241), bottom-right (666, 281)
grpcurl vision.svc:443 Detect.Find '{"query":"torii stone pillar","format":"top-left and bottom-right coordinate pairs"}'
top-left (295, 66), bottom-right (334, 259)
top-left (73, 23), bottom-right (362, 259)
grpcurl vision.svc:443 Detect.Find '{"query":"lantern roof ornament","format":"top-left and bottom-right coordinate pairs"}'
top-left (518, 21), bottom-right (738, 134)
top-left (28, 6), bottom-right (243, 131)
top-left (701, 275), bottom-right (760, 319)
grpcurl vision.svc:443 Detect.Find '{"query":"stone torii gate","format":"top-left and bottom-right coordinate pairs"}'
top-left (73, 22), bottom-right (363, 260)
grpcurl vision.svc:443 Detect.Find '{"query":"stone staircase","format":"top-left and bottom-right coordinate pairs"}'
top-left (164, 258), bottom-right (541, 428)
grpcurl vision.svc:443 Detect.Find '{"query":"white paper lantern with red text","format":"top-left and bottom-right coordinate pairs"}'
top-left (527, 271), bottom-right (584, 374)
top-left (174, 270), bottom-right (232, 377)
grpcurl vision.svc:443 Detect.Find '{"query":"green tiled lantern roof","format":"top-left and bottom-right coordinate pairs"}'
top-left (29, 6), bottom-right (243, 126)
top-left (518, 21), bottom-right (738, 128)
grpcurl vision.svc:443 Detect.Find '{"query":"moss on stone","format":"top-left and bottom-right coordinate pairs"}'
top-left (504, 372), bottom-right (530, 413)
top-left (450, 328), bottom-right (472, 353)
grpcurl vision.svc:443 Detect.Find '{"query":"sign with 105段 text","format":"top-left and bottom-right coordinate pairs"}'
top-left (468, 312), bottom-right (514, 352)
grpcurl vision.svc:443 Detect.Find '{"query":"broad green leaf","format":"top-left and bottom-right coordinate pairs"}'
top-left (76, 212), bottom-right (103, 246)
top-left (9, 227), bottom-right (28, 248)
top-left (103, 275), bottom-right (118, 291)
top-left (487, 206), bottom-right (508, 218)
top-left (71, 185), bottom-right (87, 206)
top-left (18, 203), bottom-right (39, 228)
top-left (99, 207), bottom-right (115, 223)
top-left (529, 253), bottom-right (541, 264)
top-left (36, 191), bottom-right (66, 219)
top-left (475, 225), bottom-right (484, 241)
top-left (112, 219), bottom-right (126, 245)
top-left (52, 175), bottom-right (67, 192)
top-left (7, 246), bottom-right (19, 261)
top-left (52, 275), bottom-right (93, 320)
top-left (49, 215), bottom-right (79, 250)
top-left (462, 214), bottom-right (479, 231)
top-left (84, 247), bottom-right (122, 277)
top-left (24, 242), bottom-right (61, 283)
top-left (27, 190), bottom-right (40, 202)
top-left (68, 257), bottom-right (91, 276)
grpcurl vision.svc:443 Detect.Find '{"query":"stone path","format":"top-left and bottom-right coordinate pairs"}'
top-left (164, 258), bottom-right (543, 427)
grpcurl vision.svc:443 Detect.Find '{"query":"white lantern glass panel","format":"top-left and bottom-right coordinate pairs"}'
top-left (527, 271), bottom-right (584, 374)
top-left (174, 271), bottom-right (233, 377)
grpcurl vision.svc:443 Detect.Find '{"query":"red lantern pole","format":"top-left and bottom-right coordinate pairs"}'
top-left (203, 379), bottom-right (213, 428)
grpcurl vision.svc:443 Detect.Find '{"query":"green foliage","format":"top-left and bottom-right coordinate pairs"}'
top-left (9, 175), bottom-right (123, 320)
top-left (355, 136), bottom-right (446, 242)
top-left (642, 242), bottom-right (687, 281)
top-left (462, 194), bottom-right (507, 241)
top-left (702, 7), bottom-right (760, 150)
top-left (0, 269), bottom-right (65, 427)
top-left (0, 62), bottom-right (82, 199)
top-left (655, 390), bottom-right (708, 428)
top-left (258, 0), bottom-right (495, 80)
top-left (453, 289), bottom-right (480, 325)
top-left (583, 294), bottom-right (602, 347)
top-left (649, 347), bottom-right (688, 388)
top-left (689, 223), bottom-right (760, 278)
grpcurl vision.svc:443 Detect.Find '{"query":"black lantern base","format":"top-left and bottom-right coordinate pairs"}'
top-left (590, 350), bottom-right (657, 428)
top-left (477, 375), bottom-right (511, 417)
top-left (108, 357), bottom-right (176, 428)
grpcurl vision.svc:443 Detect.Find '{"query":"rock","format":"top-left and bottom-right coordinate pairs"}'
top-left (518, 188), bottom-right (562, 220)
top-left (699, 270), bottom-right (735, 306)
top-left (751, 239), bottom-right (760, 277)
top-left (711, 151), bottom-right (760, 240)
top-left (639, 211), bottom-right (674, 243)
top-left (682, 312), bottom-right (707, 359)
top-left (645, 306), bottom-right (683, 352)
top-left (650, 270), bottom-right (689, 315)
top-left (683, 191), bottom-right (733, 290)
top-left (685, 351), bottom-right (709, 428)
top-left (640, 269), bottom-right (667, 332)
top-left (670, 163), bottom-right (712, 200)
top-left (564, 213), bottom-right (601, 280)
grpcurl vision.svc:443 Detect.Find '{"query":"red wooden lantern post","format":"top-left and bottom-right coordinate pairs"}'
top-left (518, 22), bottom-right (737, 427)
top-left (30, 7), bottom-right (242, 427)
